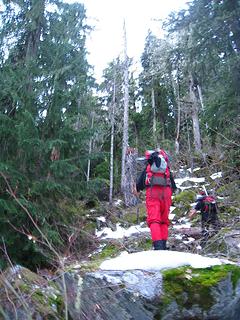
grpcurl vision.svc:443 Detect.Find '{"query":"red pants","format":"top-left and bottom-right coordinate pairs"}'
top-left (146, 186), bottom-right (172, 241)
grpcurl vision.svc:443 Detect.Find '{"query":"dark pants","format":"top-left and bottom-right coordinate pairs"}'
top-left (201, 212), bottom-right (220, 238)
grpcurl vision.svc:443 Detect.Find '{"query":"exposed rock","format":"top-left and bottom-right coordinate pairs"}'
top-left (63, 263), bottom-right (240, 320)
top-left (0, 266), bottom-right (64, 320)
top-left (202, 229), bottom-right (240, 263)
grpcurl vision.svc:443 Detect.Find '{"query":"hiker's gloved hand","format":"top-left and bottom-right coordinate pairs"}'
top-left (132, 184), bottom-right (140, 197)
top-left (188, 208), bottom-right (197, 219)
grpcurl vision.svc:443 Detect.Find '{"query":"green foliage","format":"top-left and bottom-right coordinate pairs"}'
top-left (93, 160), bottom-right (109, 180)
top-left (173, 190), bottom-right (195, 205)
top-left (0, 0), bottom-right (102, 269)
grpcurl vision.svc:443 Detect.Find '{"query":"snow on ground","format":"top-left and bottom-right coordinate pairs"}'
top-left (187, 167), bottom-right (201, 173)
top-left (210, 172), bottom-right (222, 180)
top-left (173, 222), bottom-right (192, 229)
top-left (100, 250), bottom-right (231, 271)
top-left (96, 223), bottom-right (150, 239)
top-left (174, 177), bottom-right (206, 191)
top-left (97, 168), bottom-right (227, 271)
top-left (97, 216), bottom-right (106, 223)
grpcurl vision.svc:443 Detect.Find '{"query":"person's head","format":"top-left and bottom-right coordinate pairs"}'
top-left (145, 150), bottom-right (154, 160)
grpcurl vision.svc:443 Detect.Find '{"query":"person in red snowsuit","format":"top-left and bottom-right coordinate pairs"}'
top-left (135, 150), bottom-right (176, 250)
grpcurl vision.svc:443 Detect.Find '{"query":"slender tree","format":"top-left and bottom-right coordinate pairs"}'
top-left (121, 21), bottom-right (129, 195)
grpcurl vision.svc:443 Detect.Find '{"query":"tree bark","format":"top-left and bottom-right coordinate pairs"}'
top-left (197, 84), bottom-right (204, 110)
top-left (172, 77), bottom-right (181, 154)
top-left (87, 113), bottom-right (94, 182)
top-left (189, 74), bottom-right (202, 152)
top-left (121, 21), bottom-right (129, 196)
top-left (151, 87), bottom-right (157, 147)
top-left (124, 148), bottom-right (138, 207)
top-left (109, 74), bottom-right (116, 205)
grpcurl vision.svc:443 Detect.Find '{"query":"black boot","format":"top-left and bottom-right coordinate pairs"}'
top-left (153, 240), bottom-right (167, 250)
top-left (162, 240), bottom-right (167, 250)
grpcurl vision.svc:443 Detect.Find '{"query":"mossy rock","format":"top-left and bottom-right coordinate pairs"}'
top-left (0, 266), bottom-right (64, 318)
top-left (94, 242), bottom-right (122, 260)
top-left (158, 264), bottom-right (240, 317)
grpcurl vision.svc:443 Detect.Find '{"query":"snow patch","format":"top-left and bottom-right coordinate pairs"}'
top-left (187, 167), bottom-right (201, 173)
top-left (96, 223), bottom-right (149, 239)
top-left (173, 223), bottom-right (192, 229)
top-left (175, 177), bottom-right (205, 186)
top-left (100, 250), bottom-right (227, 271)
top-left (210, 172), bottom-right (222, 180)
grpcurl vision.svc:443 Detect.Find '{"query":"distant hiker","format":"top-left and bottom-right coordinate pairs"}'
top-left (189, 190), bottom-right (220, 238)
top-left (133, 149), bottom-right (177, 250)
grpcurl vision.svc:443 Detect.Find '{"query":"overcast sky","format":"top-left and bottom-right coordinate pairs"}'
top-left (66, 0), bottom-right (190, 82)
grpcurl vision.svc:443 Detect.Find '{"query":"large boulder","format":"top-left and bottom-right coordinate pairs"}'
top-left (1, 252), bottom-right (240, 320)
top-left (63, 251), bottom-right (240, 320)
top-left (0, 266), bottom-right (64, 320)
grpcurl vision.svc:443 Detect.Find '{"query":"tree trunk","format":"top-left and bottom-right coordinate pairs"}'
top-left (121, 21), bottom-right (129, 196)
top-left (109, 74), bottom-right (116, 205)
top-left (189, 74), bottom-right (201, 152)
top-left (151, 87), bottom-right (157, 147)
top-left (25, 0), bottom-right (45, 116)
top-left (87, 113), bottom-right (94, 182)
top-left (172, 76), bottom-right (181, 154)
top-left (124, 148), bottom-right (138, 207)
top-left (197, 84), bottom-right (204, 110)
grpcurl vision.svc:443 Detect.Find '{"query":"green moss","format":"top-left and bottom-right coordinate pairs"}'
top-left (84, 221), bottom-right (96, 233)
top-left (172, 190), bottom-right (195, 205)
top-left (78, 260), bottom-right (102, 272)
top-left (1, 267), bottom-right (64, 318)
top-left (95, 243), bottom-right (120, 260)
top-left (229, 265), bottom-right (240, 289)
top-left (123, 204), bottom-right (146, 225)
top-left (27, 288), bottom-right (64, 317)
top-left (138, 238), bottom-right (152, 251)
top-left (161, 264), bottom-right (240, 312)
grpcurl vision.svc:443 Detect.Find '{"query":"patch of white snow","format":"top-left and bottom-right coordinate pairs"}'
top-left (100, 250), bottom-right (228, 271)
top-left (96, 223), bottom-right (149, 239)
top-left (210, 172), bottom-right (222, 180)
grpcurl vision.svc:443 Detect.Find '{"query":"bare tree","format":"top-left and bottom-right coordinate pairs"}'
top-left (124, 148), bottom-right (138, 207)
top-left (121, 21), bottom-right (129, 196)
top-left (189, 74), bottom-right (202, 152)
top-left (151, 87), bottom-right (157, 147)
top-left (109, 71), bottom-right (116, 204)
top-left (87, 112), bottom-right (95, 182)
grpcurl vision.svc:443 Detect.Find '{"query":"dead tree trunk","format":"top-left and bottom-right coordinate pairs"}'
top-left (109, 74), bottom-right (116, 205)
top-left (121, 21), bottom-right (129, 197)
top-left (151, 87), bottom-right (157, 147)
top-left (87, 112), bottom-right (94, 182)
top-left (189, 74), bottom-right (202, 152)
top-left (172, 76), bottom-right (181, 154)
top-left (123, 147), bottom-right (138, 207)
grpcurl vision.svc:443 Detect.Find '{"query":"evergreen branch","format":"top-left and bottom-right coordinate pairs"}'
top-left (0, 172), bottom-right (69, 320)
top-left (0, 239), bottom-right (31, 319)
top-left (208, 127), bottom-right (240, 147)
